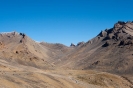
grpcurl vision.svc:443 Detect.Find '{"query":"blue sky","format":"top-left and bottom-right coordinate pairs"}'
top-left (0, 0), bottom-right (133, 46)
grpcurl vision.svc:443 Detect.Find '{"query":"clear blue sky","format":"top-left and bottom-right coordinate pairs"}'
top-left (0, 0), bottom-right (133, 46)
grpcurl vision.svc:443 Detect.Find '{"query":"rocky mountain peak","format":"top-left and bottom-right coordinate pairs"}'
top-left (70, 43), bottom-right (76, 47)
top-left (98, 21), bottom-right (133, 40)
top-left (113, 21), bottom-right (133, 33)
top-left (77, 41), bottom-right (85, 46)
top-left (95, 21), bottom-right (133, 48)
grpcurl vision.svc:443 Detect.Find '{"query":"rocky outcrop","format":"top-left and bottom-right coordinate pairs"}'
top-left (118, 21), bottom-right (126, 25)
top-left (101, 21), bottom-right (133, 45)
top-left (19, 33), bottom-right (26, 43)
top-left (98, 30), bottom-right (107, 37)
top-left (20, 33), bottom-right (26, 38)
top-left (70, 43), bottom-right (75, 47)
top-left (0, 42), bottom-right (5, 49)
top-left (114, 21), bottom-right (125, 30)
top-left (119, 40), bottom-right (133, 46)
top-left (77, 42), bottom-right (85, 46)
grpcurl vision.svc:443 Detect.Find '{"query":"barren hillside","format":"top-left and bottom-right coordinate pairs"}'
top-left (55, 21), bottom-right (133, 75)
top-left (0, 21), bottom-right (133, 88)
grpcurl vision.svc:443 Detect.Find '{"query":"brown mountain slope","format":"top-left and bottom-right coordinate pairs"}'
top-left (0, 32), bottom-right (74, 70)
top-left (54, 21), bottom-right (133, 75)
top-left (40, 42), bottom-right (74, 62)
top-left (0, 32), bottom-right (64, 69)
top-left (1, 37), bottom-right (132, 88)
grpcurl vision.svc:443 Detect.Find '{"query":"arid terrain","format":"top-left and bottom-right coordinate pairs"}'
top-left (0, 62), bottom-right (132, 88)
top-left (0, 21), bottom-right (133, 88)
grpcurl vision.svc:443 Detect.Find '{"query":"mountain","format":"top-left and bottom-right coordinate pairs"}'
top-left (54, 21), bottom-right (133, 75)
top-left (0, 32), bottom-right (60, 69)
top-left (0, 32), bottom-right (76, 70)
top-left (0, 21), bottom-right (133, 88)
